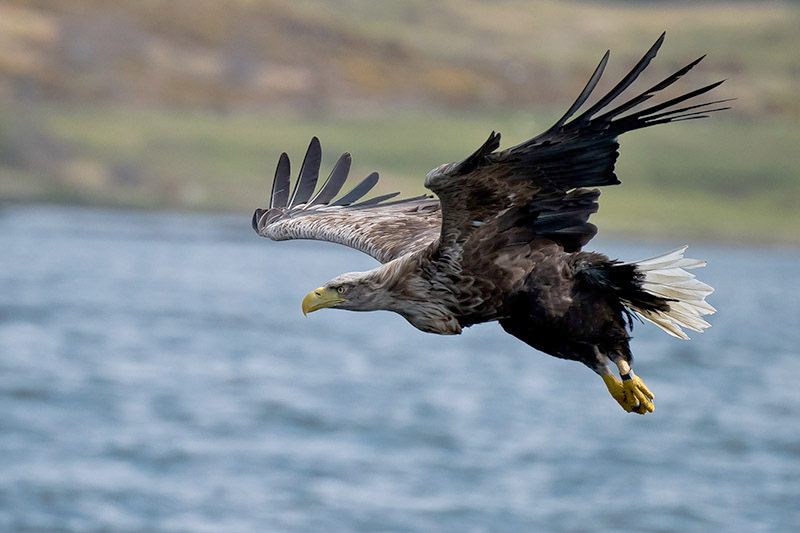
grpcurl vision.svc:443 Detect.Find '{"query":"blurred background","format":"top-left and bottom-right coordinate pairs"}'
top-left (1, 1), bottom-right (799, 532)
top-left (1, 0), bottom-right (798, 242)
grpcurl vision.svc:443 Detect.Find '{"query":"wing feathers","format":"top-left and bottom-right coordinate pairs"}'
top-left (257, 35), bottom-right (727, 264)
top-left (350, 191), bottom-right (401, 208)
top-left (288, 136), bottom-right (322, 207)
top-left (572, 32), bottom-right (666, 124)
top-left (614, 80), bottom-right (728, 131)
top-left (635, 98), bottom-right (735, 123)
top-left (255, 140), bottom-right (442, 262)
top-left (330, 172), bottom-right (380, 206)
top-left (269, 152), bottom-right (291, 209)
top-left (427, 33), bottom-right (727, 254)
top-left (308, 152), bottom-right (351, 207)
top-left (451, 131), bottom-right (502, 176)
top-left (552, 50), bottom-right (610, 129)
top-left (594, 54), bottom-right (706, 123)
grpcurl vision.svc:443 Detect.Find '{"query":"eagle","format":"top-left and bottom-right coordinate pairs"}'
top-left (252, 34), bottom-right (727, 414)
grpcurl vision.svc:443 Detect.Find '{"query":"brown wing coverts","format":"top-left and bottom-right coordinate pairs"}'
top-left (427, 32), bottom-right (730, 253)
top-left (253, 138), bottom-right (441, 263)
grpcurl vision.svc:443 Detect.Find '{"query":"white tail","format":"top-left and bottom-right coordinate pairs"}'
top-left (624, 246), bottom-right (716, 340)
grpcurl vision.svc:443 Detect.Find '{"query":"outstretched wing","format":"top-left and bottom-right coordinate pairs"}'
top-left (253, 137), bottom-right (441, 263)
top-left (424, 33), bottom-right (731, 254)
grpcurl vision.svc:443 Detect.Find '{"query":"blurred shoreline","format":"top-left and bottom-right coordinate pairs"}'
top-left (2, 102), bottom-right (799, 246)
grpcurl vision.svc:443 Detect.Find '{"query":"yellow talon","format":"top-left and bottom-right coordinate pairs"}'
top-left (624, 374), bottom-right (655, 413)
top-left (603, 373), bottom-right (655, 414)
top-left (602, 374), bottom-right (631, 412)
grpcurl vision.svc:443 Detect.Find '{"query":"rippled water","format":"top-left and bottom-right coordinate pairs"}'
top-left (1, 205), bottom-right (798, 532)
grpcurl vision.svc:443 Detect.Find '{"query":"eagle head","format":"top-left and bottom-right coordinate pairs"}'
top-left (300, 261), bottom-right (462, 336)
top-left (301, 270), bottom-right (391, 315)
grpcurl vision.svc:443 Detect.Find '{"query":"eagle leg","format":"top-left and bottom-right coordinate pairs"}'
top-left (591, 346), bottom-right (654, 414)
top-left (605, 359), bottom-right (655, 414)
top-left (602, 372), bottom-right (654, 414)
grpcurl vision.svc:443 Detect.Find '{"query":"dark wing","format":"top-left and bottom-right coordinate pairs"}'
top-left (253, 137), bottom-right (441, 263)
top-left (424, 33), bottom-right (732, 254)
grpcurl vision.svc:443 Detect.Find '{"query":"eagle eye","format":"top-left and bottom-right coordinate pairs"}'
top-left (336, 286), bottom-right (346, 295)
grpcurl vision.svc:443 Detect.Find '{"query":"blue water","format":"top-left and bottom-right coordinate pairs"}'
top-left (1, 205), bottom-right (798, 532)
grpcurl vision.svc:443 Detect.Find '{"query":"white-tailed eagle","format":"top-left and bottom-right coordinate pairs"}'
top-left (253, 34), bottom-right (726, 414)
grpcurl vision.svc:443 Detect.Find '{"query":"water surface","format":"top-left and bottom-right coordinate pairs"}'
top-left (1, 205), bottom-right (798, 532)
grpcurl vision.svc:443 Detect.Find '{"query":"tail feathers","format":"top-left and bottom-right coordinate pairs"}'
top-left (624, 246), bottom-right (716, 340)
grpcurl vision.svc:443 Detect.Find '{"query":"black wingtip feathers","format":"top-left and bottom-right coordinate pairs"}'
top-left (251, 209), bottom-right (261, 232)
top-left (544, 32), bottom-right (728, 137)
top-left (288, 136), bottom-right (322, 207)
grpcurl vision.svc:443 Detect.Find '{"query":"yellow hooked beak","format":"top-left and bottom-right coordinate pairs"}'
top-left (301, 286), bottom-right (345, 316)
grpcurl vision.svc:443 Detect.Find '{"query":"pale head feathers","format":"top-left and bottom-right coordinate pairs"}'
top-left (319, 254), bottom-right (462, 334)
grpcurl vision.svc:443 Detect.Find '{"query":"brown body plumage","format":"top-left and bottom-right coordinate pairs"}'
top-left (253, 34), bottom-right (724, 414)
